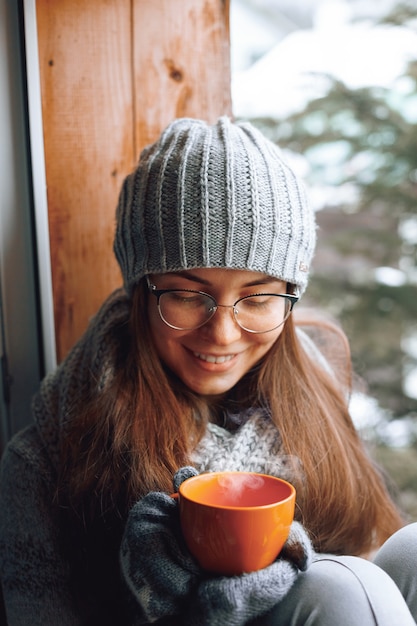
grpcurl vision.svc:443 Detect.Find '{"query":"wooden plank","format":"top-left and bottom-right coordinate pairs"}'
top-left (132, 0), bottom-right (232, 149)
top-left (36, 0), bottom-right (231, 361)
top-left (36, 0), bottom-right (133, 361)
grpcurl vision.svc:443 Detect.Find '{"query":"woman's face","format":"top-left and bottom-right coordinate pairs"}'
top-left (147, 268), bottom-right (288, 398)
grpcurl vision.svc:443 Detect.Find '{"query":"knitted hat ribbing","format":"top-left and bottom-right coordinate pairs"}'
top-left (114, 116), bottom-right (316, 296)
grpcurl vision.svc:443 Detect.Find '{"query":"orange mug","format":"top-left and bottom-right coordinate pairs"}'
top-left (178, 471), bottom-right (296, 576)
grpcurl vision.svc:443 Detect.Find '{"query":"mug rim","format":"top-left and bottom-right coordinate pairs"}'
top-left (178, 470), bottom-right (296, 511)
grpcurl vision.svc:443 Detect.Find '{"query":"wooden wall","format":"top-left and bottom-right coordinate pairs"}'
top-left (36, 0), bottom-right (232, 362)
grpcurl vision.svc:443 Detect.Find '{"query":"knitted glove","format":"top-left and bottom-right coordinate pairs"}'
top-left (183, 520), bottom-right (313, 626)
top-left (121, 467), bottom-right (313, 625)
top-left (120, 467), bottom-right (201, 623)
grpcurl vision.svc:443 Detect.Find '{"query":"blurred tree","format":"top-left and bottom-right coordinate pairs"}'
top-left (248, 2), bottom-right (417, 429)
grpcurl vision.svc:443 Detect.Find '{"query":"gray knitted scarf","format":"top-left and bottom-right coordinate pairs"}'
top-left (31, 288), bottom-right (131, 469)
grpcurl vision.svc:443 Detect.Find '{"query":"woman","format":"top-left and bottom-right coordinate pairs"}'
top-left (0, 116), bottom-right (416, 625)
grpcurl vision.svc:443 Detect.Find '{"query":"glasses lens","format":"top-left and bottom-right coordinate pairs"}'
top-left (235, 294), bottom-right (293, 333)
top-left (158, 291), bottom-right (215, 330)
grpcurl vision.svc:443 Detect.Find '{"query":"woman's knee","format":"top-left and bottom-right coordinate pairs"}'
top-left (374, 522), bottom-right (417, 571)
top-left (253, 555), bottom-right (414, 626)
top-left (374, 522), bottom-right (417, 620)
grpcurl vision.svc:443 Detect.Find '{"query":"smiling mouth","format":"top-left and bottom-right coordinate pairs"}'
top-left (193, 352), bottom-right (235, 364)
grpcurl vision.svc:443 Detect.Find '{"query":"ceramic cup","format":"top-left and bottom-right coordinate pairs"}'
top-left (178, 471), bottom-right (296, 576)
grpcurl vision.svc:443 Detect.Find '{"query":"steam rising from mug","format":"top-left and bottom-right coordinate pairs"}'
top-left (216, 473), bottom-right (265, 506)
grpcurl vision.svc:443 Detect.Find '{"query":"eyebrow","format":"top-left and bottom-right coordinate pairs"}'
top-left (166, 271), bottom-right (282, 289)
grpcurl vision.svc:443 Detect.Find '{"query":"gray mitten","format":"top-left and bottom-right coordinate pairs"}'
top-left (184, 521), bottom-right (313, 626)
top-left (120, 467), bottom-right (201, 624)
top-left (281, 519), bottom-right (313, 571)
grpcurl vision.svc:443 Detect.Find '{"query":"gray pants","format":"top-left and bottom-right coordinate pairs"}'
top-left (252, 522), bottom-right (417, 625)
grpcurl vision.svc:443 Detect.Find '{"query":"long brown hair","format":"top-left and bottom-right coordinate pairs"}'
top-left (59, 278), bottom-right (404, 555)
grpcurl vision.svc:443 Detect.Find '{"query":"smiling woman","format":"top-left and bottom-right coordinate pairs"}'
top-left (0, 116), bottom-right (416, 625)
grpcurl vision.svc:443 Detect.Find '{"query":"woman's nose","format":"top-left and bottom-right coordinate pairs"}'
top-left (200, 305), bottom-right (242, 344)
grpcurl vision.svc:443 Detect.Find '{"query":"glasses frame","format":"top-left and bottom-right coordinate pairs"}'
top-left (146, 277), bottom-right (299, 334)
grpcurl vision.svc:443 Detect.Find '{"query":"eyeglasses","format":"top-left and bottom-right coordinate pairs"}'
top-left (147, 277), bottom-right (298, 333)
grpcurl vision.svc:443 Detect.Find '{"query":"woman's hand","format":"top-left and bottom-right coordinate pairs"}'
top-left (120, 468), bottom-right (201, 624)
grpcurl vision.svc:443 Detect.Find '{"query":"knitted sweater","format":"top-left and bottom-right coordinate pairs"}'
top-left (0, 289), bottom-right (323, 625)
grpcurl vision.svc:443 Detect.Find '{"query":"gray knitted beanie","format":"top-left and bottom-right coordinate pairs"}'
top-left (114, 116), bottom-right (316, 296)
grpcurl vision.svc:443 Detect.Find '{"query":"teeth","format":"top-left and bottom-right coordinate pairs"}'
top-left (194, 352), bottom-right (234, 364)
